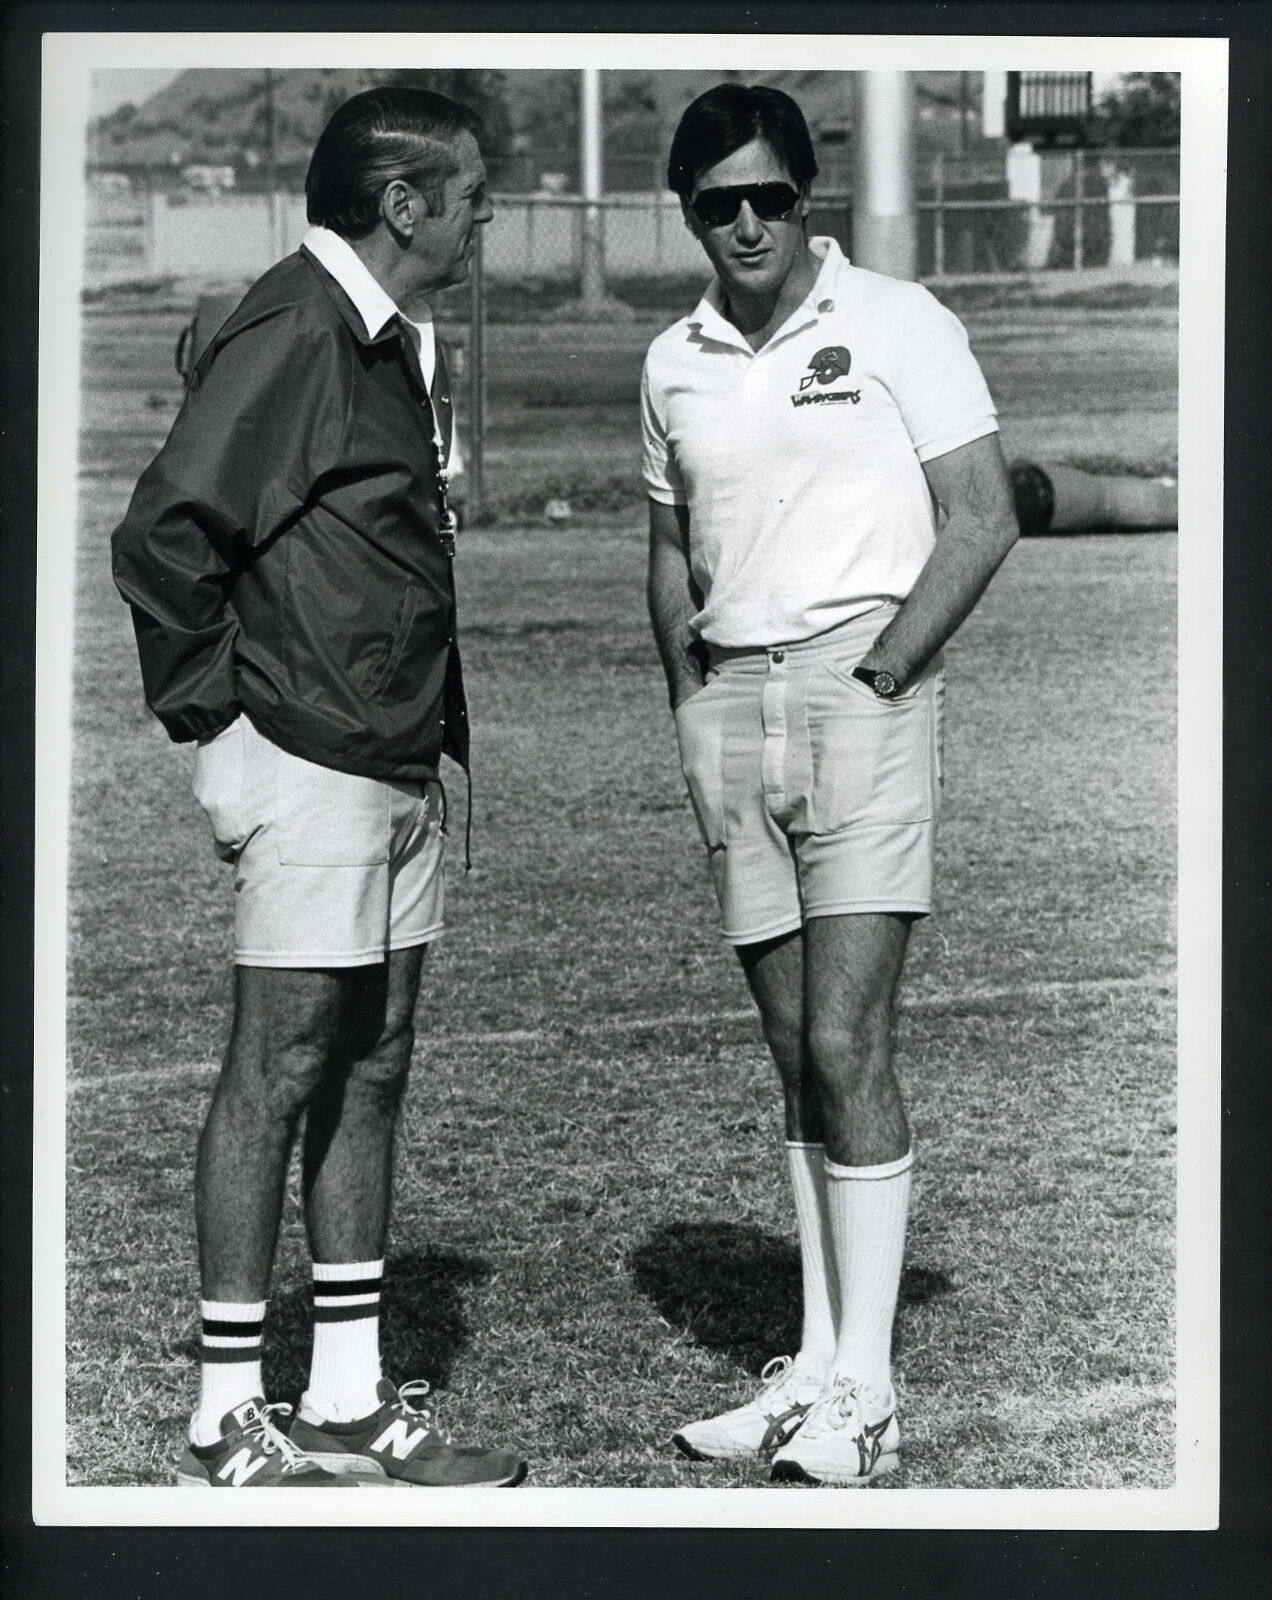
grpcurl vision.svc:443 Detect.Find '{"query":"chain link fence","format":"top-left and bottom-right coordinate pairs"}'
top-left (84, 146), bottom-right (1179, 524)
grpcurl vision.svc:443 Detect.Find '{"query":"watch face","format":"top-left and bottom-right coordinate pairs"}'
top-left (873, 671), bottom-right (898, 698)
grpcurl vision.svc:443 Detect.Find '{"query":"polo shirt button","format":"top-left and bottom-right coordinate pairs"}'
top-left (772, 650), bottom-right (786, 664)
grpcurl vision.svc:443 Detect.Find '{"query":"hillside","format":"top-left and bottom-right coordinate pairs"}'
top-left (89, 66), bottom-right (1000, 189)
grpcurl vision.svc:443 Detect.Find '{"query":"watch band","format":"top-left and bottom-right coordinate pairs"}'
top-left (851, 666), bottom-right (899, 698)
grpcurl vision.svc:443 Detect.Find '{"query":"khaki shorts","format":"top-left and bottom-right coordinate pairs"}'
top-left (192, 716), bottom-right (445, 968)
top-left (673, 610), bottom-right (944, 945)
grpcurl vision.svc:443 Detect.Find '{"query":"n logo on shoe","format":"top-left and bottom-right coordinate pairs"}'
top-left (370, 1420), bottom-right (429, 1460)
top-left (217, 1447), bottom-right (270, 1487)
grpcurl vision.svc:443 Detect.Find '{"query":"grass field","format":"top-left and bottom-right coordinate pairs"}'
top-left (64, 285), bottom-right (1177, 1491)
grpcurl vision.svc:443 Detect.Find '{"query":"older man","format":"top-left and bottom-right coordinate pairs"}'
top-left (113, 87), bottom-right (525, 1489)
top-left (643, 84), bottom-right (1018, 1484)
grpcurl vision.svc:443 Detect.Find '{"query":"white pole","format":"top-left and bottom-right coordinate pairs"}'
top-left (852, 71), bottom-right (917, 279)
top-left (580, 68), bottom-right (605, 307)
top-left (982, 71), bottom-right (1007, 140)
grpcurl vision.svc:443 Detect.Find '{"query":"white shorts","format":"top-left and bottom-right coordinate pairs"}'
top-left (192, 716), bottom-right (445, 968)
top-left (674, 610), bottom-right (944, 945)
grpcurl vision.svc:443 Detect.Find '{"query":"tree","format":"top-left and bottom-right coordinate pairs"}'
top-left (383, 69), bottom-right (514, 167)
top-left (1090, 73), bottom-right (1181, 147)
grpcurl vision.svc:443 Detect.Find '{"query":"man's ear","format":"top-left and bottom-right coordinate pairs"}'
top-left (381, 179), bottom-right (419, 241)
top-left (797, 184), bottom-right (812, 223)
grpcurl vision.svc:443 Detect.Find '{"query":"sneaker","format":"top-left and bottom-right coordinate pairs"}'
top-left (770, 1378), bottom-right (901, 1485)
top-left (287, 1378), bottom-right (527, 1487)
top-left (672, 1356), bottom-right (826, 1462)
top-left (176, 1399), bottom-right (353, 1488)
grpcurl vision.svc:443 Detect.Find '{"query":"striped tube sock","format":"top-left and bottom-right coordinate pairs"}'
top-left (785, 1141), bottom-right (838, 1372)
top-left (825, 1150), bottom-right (914, 1394)
top-left (300, 1259), bottom-right (384, 1423)
top-left (190, 1298), bottom-right (266, 1446)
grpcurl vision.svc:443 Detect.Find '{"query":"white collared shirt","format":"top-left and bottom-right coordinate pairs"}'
top-left (302, 224), bottom-right (443, 404)
top-left (640, 237), bottom-right (998, 647)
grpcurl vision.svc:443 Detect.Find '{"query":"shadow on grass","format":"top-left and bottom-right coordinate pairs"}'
top-left (250, 1248), bottom-right (491, 1403)
top-left (631, 1220), bottom-right (956, 1374)
top-left (630, 1221), bottom-right (803, 1372)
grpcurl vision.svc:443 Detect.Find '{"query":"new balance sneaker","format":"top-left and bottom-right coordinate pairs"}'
top-left (672, 1356), bottom-right (826, 1462)
top-left (176, 1399), bottom-right (352, 1488)
top-left (287, 1378), bottom-right (527, 1487)
top-left (770, 1378), bottom-right (901, 1485)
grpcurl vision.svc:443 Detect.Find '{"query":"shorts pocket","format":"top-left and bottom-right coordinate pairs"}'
top-left (192, 719), bottom-right (250, 862)
top-left (674, 689), bottom-right (727, 852)
top-left (275, 750), bottom-right (391, 867)
top-left (809, 660), bottom-right (935, 833)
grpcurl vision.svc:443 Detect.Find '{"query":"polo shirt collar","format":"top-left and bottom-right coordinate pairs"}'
top-left (687, 235), bottom-right (848, 350)
top-left (302, 225), bottom-right (401, 340)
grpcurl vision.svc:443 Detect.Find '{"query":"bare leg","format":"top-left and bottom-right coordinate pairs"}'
top-left (803, 913), bottom-right (912, 1167)
top-left (302, 945), bottom-right (426, 1262)
top-left (802, 912), bottom-right (914, 1395)
top-left (195, 965), bottom-right (349, 1302)
top-left (737, 929), bottom-right (837, 1370)
top-left (736, 930), bottom-right (821, 1141)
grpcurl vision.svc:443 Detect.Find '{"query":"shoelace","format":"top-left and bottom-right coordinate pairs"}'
top-left (244, 1402), bottom-right (308, 1473)
top-left (757, 1355), bottom-right (799, 1397)
top-left (391, 1380), bottom-right (453, 1444)
top-left (805, 1379), bottom-right (889, 1438)
top-left (820, 1381), bottom-right (865, 1427)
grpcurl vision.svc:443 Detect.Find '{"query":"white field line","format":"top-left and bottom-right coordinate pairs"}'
top-left (902, 1379), bottom-right (1176, 1450)
top-left (68, 971), bottom-right (1173, 1094)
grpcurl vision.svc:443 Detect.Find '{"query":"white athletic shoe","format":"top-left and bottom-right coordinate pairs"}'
top-left (672, 1356), bottom-right (826, 1461)
top-left (770, 1377), bottom-right (901, 1485)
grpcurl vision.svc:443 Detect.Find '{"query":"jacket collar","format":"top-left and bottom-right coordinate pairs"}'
top-left (301, 225), bottom-right (402, 345)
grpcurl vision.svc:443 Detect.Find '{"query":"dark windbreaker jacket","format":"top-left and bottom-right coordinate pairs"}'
top-left (111, 245), bottom-right (469, 784)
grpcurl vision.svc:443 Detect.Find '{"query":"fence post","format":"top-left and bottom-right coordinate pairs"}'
top-left (933, 151), bottom-right (945, 277)
top-left (1007, 142), bottom-right (1053, 271)
top-left (147, 191), bottom-right (167, 276)
top-left (1073, 148), bottom-right (1084, 271)
top-left (580, 68), bottom-right (606, 307)
top-left (269, 190), bottom-right (288, 261)
top-left (1104, 164), bottom-right (1137, 267)
top-left (467, 226), bottom-right (486, 521)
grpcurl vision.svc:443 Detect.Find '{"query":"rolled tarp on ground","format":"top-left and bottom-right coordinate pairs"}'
top-left (1010, 461), bottom-right (1177, 535)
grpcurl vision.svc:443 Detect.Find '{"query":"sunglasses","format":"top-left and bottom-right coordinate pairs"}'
top-left (689, 181), bottom-right (801, 229)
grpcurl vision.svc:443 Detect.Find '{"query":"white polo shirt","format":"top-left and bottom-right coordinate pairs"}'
top-left (641, 237), bottom-right (997, 647)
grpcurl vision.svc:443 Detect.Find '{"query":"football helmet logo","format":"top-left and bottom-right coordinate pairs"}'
top-left (798, 345), bottom-right (852, 390)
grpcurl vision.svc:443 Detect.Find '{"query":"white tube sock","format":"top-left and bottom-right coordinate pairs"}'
top-left (300, 1258), bottom-right (384, 1423)
top-left (785, 1141), bottom-right (838, 1372)
top-left (191, 1298), bottom-right (266, 1446)
top-left (825, 1150), bottom-right (914, 1394)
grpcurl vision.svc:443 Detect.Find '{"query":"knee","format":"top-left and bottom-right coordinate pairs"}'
top-left (761, 1011), bottom-right (804, 1078)
top-left (231, 1040), bottom-right (330, 1122)
top-left (806, 1009), bottom-right (889, 1090)
top-left (345, 1019), bottom-right (416, 1105)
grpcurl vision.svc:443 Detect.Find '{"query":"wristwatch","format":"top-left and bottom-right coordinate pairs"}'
top-left (851, 666), bottom-right (900, 699)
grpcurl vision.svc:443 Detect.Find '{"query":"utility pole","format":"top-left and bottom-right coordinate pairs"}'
top-left (959, 71), bottom-right (970, 155)
top-left (852, 71), bottom-right (918, 279)
top-left (262, 68), bottom-right (277, 189)
top-left (262, 68), bottom-right (284, 258)
top-left (579, 68), bottom-right (605, 308)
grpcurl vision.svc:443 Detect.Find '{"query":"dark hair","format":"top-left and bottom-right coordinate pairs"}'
top-left (666, 83), bottom-right (818, 198)
top-left (306, 86), bottom-right (481, 238)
